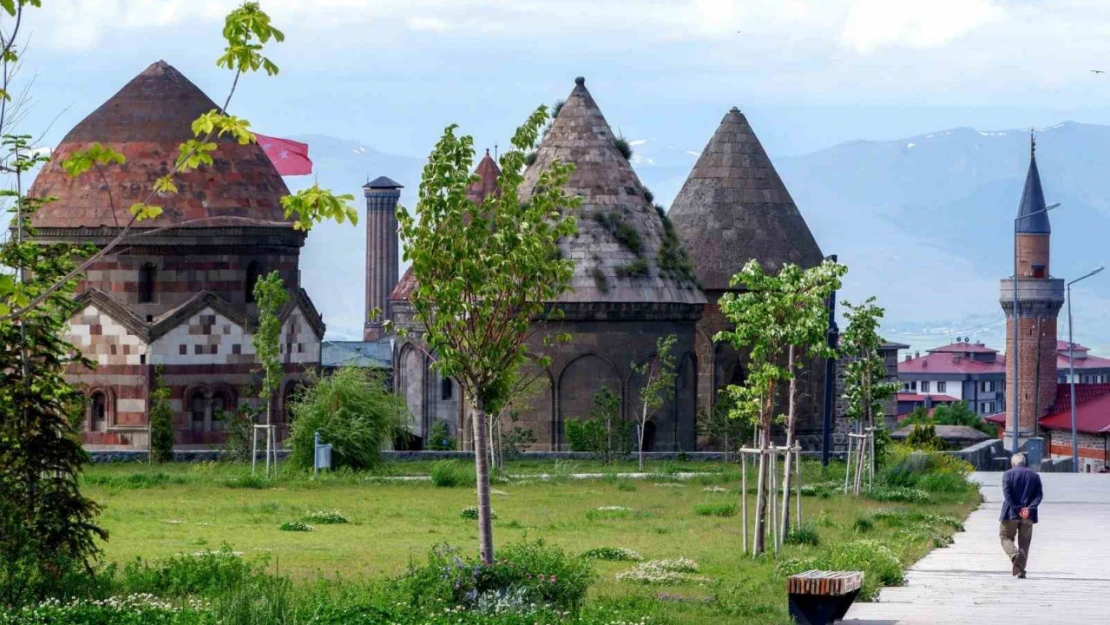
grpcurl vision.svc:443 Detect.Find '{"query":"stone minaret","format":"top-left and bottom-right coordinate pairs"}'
top-left (363, 176), bottom-right (402, 341)
top-left (1000, 138), bottom-right (1063, 450)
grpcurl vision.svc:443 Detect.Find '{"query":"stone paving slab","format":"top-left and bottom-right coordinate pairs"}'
top-left (843, 473), bottom-right (1110, 624)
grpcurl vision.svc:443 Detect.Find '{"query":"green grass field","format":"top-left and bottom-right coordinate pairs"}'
top-left (78, 459), bottom-right (980, 624)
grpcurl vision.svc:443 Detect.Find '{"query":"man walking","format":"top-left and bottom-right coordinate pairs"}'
top-left (1000, 453), bottom-right (1043, 579)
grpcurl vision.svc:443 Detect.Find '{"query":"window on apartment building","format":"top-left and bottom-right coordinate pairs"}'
top-left (937, 381), bottom-right (946, 393)
top-left (980, 402), bottom-right (988, 413)
top-left (138, 264), bottom-right (157, 303)
top-left (921, 381), bottom-right (930, 393)
top-left (911, 381), bottom-right (917, 391)
top-left (988, 401), bottom-right (996, 413)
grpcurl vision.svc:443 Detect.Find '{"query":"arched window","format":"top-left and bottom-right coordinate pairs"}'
top-left (210, 389), bottom-right (230, 432)
top-left (190, 392), bottom-right (208, 431)
top-left (90, 390), bottom-right (108, 432)
top-left (245, 261), bottom-right (262, 303)
top-left (440, 377), bottom-right (453, 400)
top-left (138, 263), bottom-right (157, 303)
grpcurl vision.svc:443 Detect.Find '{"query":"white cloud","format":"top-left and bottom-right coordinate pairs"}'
top-left (839, 0), bottom-right (1003, 53)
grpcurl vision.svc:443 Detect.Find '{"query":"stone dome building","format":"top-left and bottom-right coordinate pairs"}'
top-left (28, 61), bottom-right (324, 448)
top-left (372, 82), bottom-right (833, 452)
top-left (669, 107), bottom-right (828, 447)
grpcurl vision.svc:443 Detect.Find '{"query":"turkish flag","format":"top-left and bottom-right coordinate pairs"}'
top-left (256, 134), bottom-right (312, 176)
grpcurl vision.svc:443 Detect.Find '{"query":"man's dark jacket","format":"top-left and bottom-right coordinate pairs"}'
top-left (1000, 465), bottom-right (1043, 523)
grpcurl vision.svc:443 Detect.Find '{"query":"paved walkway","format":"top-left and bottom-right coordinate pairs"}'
top-left (844, 473), bottom-right (1110, 624)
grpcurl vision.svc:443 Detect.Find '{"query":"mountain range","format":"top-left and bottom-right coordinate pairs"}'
top-left (291, 122), bottom-right (1110, 355)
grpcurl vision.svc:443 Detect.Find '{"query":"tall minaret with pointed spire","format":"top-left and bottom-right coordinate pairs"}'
top-left (1000, 135), bottom-right (1064, 450)
top-left (363, 176), bottom-right (403, 341)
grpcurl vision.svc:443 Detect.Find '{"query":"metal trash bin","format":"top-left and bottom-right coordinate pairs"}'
top-left (313, 431), bottom-right (332, 475)
top-left (1023, 437), bottom-right (1044, 469)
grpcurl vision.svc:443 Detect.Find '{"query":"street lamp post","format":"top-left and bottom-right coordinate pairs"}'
top-left (1011, 203), bottom-right (1059, 454)
top-left (1067, 266), bottom-right (1104, 472)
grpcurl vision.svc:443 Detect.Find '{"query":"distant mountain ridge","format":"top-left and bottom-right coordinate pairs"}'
top-left (292, 123), bottom-right (1110, 354)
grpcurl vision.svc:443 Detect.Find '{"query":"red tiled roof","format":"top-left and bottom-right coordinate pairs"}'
top-left (1057, 340), bottom-right (1089, 353)
top-left (1039, 384), bottom-right (1110, 434)
top-left (896, 393), bottom-right (958, 402)
top-left (985, 412), bottom-right (1006, 425)
top-left (927, 342), bottom-right (998, 354)
top-left (389, 267), bottom-right (417, 301)
top-left (29, 61), bottom-right (291, 230)
top-left (1057, 353), bottom-right (1110, 370)
top-left (899, 352), bottom-right (1006, 375)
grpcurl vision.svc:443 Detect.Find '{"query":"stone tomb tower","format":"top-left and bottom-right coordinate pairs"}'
top-left (28, 61), bottom-right (324, 448)
top-left (1000, 140), bottom-right (1064, 449)
top-left (669, 107), bottom-right (827, 447)
top-left (516, 77), bottom-right (706, 451)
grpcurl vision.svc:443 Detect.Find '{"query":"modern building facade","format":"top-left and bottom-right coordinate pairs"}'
top-left (897, 341), bottom-right (1007, 416)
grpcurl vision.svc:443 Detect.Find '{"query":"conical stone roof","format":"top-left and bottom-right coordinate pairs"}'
top-left (467, 149), bottom-right (500, 203)
top-left (669, 108), bottom-right (823, 292)
top-left (519, 77), bottom-right (705, 307)
top-left (29, 60), bottom-right (291, 230)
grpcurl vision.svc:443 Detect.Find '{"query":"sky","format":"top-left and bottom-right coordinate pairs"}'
top-left (12, 0), bottom-right (1110, 348)
top-left (19, 0), bottom-right (1110, 160)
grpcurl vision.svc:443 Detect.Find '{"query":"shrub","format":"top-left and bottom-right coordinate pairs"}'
top-left (868, 486), bottom-right (932, 504)
top-left (693, 502), bottom-right (737, 517)
top-left (586, 506), bottom-right (651, 521)
top-left (115, 546), bottom-right (264, 597)
top-left (303, 510), bottom-right (347, 524)
top-left (615, 259), bottom-right (650, 278)
top-left (524, 151), bottom-right (538, 166)
top-left (431, 459), bottom-right (476, 488)
top-left (784, 523), bottom-right (820, 547)
top-left (279, 521), bottom-right (314, 532)
top-left (800, 481), bottom-right (840, 498)
top-left (288, 367), bottom-right (407, 471)
top-left (906, 424), bottom-right (947, 451)
top-left (148, 369), bottom-right (174, 464)
top-left (460, 506), bottom-right (496, 520)
top-left (616, 480), bottom-right (636, 492)
top-left (426, 420), bottom-right (456, 451)
top-left (613, 137), bottom-right (633, 160)
top-left (402, 541), bottom-right (595, 613)
top-left (223, 404), bottom-right (256, 463)
top-left (564, 417), bottom-right (605, 453)
top-left (853, 516), bottom-right (874, 533)
top-left (581, 547), bottom-right (642, 562)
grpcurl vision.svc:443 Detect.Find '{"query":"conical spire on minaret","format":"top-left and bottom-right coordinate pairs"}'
top-left (669, 107), bottom-right (823, 291)
top-left (1016, 131), bottom-right (1050, 234)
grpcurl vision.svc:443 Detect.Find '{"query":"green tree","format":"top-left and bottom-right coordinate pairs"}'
top-left (148, 367), bottom-right (174, 464)
top-left (840, 297), bottom-right (899, 494)
top-left (564, 387), bottom-right (628, 462)
top-left (395, 109), bottom-right (580, 564)
top-left (0, 136), bottom-right (106, 604)
top-left (906, 424), bottom-right (947, 451)
top-left (632, 334), bottom-right (677, 471)
top-left (779, 261), bottom-right (845, 538)
top-left (715, 260), bottom-right (839, 555)
top-left (251, 270), bottom-right (287, 474)
top-left (902, 401), bottom-right (994, 436)
top-left (287, 368), bottom-right (407, 471)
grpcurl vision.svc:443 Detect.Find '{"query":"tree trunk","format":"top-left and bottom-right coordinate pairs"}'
top-left (470, 398), bottom-right (495, 564)
top-left (753, 435), bottom-right (768, 555)
top-left (781, 346), bottom-right (797, 540)
top-left (638, 400), bottom-right (647, 472)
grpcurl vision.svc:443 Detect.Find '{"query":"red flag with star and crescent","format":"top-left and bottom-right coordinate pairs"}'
top-left (256, 134), bottom-right (312, 176)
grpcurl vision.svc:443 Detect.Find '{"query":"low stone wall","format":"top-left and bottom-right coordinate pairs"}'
top-left (949, 439), bottom-right (1010, 471)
